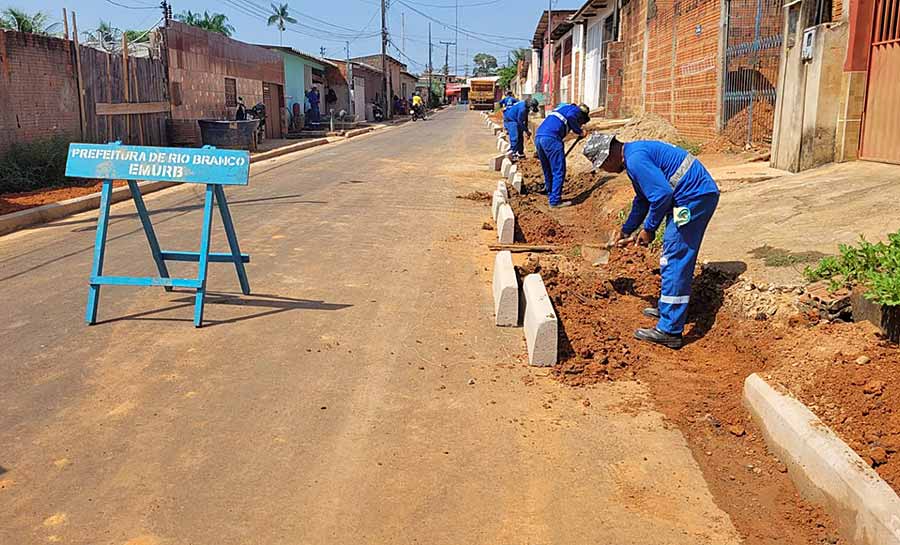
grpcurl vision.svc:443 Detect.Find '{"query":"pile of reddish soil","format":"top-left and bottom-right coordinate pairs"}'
top-left (0, 180), bottom-right (124, 215)
top-left (707, 101), bottom-right (777, 153)
top-left (615, 113), bottom-right (681, 143)
top-left (456, 191), bottom-right (492, 202)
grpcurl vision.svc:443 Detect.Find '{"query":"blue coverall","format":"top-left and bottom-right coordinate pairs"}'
top-left (621, 140), bottom-right (720, 336)
top-left (534, 104), bottom-right (585, 206)
top-left (503, 100), bottom-right (530, 157)
top-left (499, 96), bottom-right (518, 110)
top-left (306, 89), bottom-right (321, 123)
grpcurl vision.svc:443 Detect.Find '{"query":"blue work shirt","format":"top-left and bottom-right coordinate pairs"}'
top-left (621, 140), bottom-right (720, 234)
top-left (499, 96), bottom-right (518, 109)
top-left (535, 104), bottom-right (585, 141)
top-left (503, 100), bottom-right (529, 126)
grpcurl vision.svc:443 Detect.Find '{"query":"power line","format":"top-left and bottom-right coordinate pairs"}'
top-left (103, 0), bottom-right (158, 9)
top-left (392, 0), bottom-right (527, 49)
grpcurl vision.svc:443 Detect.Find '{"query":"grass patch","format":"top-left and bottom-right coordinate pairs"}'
top-left (0, 136), bottom-right (73, 194)
top-left (569, 245), bottom-right (582, 258)
top-left (749, 245), bottom-right (827, 267)
top-left (674, 138), bottom-right (703, 156)
top-left (804, 231), bottom-right (900, 306)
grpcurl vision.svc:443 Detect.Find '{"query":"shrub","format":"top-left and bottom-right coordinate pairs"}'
top-left (0, 136), bottom-right (72, 194)
top-left (804, 230), bottom-right (900, 306)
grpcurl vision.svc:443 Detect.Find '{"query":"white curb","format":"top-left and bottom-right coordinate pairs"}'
top-left (501, 158), bottom-right (513, 178)
top-left (508, 164), bottom-right (518, 183)
top-left (491, 190), bottom-right (507, 222)
top-left (744, 374), bottom-right (900, 545)
top-left (492, 250), bottom-right (519, 327)
top-left (489, 154), bottom-right (505, 171)
top-left (496, 180), bottom-right (508, 199)
top-left (512, 172), bottom-right (524, 193)
top-left (522, 274), bottom-right (558, 367)
top-left (496, 203), bottom-right (514, 244)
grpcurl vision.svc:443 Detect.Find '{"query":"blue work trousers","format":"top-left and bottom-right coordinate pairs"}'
top-left (535, 135), bottom-right (566, 206)
top-left (657, 192), bottom-right (720, 335)
top-left (504, 121), bottom-right (525, 156)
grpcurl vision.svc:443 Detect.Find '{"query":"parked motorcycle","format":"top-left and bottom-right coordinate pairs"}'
top-left (372, 103), bottom-right (384, 122)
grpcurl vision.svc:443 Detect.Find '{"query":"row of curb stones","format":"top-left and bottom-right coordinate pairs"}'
top-left (481, 111), bottom-right (558, 367)
top-left (484, 108), bottom-right (899, 545)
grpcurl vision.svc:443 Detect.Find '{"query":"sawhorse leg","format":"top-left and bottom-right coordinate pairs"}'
top-left (128, 181), bottom-right (172, 292)
top-left (85, 180), bottom-right (114, 325)
top-left (193, 184), bottom-right (216, 328)
top-left (214, 185), bottom-right (251, 296)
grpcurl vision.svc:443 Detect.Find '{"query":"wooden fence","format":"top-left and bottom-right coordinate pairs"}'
top-left (78, 45), bottom-right (170, 147)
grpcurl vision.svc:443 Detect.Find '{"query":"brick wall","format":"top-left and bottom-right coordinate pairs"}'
top-left (615, 0), bottom-right (724, 142)
top-left (0, 30), bottom-right (81, 152)
top-left (606, 41), bottom-right (625, 117)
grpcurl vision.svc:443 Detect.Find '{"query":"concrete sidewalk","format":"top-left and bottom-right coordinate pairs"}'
top-left (703, 160), bottom-right (900, 284)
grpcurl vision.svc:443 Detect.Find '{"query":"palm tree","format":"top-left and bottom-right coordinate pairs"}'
top-left (267, 3), bottom-right (296, 45)
top-left (0, 8), bottom-right (55, 35)
top-left (175, 10), bottom-right (235, 37)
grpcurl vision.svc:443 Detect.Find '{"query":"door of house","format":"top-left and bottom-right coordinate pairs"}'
top-left (860, 0), bottom-right (900, 163)
top-left (583, 21), bottom-right (603, 109)
top-left (262, 82), bottom-right (283, 139)
top-left (353, 77), bottom-right (367, 121)
top-left (598, 16), bottom-right (615, 110)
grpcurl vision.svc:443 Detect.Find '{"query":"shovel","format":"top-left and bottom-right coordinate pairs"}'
top-left (565, 136), bottom-right (584, 158)
top-left (589, 232), bottom-right (638, 267)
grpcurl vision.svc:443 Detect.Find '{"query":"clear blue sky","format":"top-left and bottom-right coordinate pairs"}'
top-left (15, 0), bottom-right (579, 74)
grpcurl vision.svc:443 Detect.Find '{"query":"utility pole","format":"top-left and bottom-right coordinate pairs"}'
top-left (455, 0), bottom-right (459, 76)
top-left (428, 23), bottom-right (433, 109)
top-left (320, 46), bottom-right (327, 57)
top-left (346, 41), bottom-right (355, 121)
top-left (381, 0), bottom-right (390, 118)
top-left (402, 12), bottom-right (405, 55)
top-left (160, 1), bottom-right (172, 24)
top-left (440, 40), bottom-right (455, 106)
top-left (547, 0), bottom-right (554, 109)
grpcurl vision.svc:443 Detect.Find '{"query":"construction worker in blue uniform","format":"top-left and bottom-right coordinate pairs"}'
top-left (534, 103), bottom-right (591, 208)
top-left (498, 91), bottom-right (518, 110)
top-left (584, 133), bottom-right (720, 349)
top-left (503, 98), bottom-right (539, 160)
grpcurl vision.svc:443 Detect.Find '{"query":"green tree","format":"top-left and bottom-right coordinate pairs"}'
top-left (175, 10), bottom-right (235, 37)
top-left (124, 29), bottom-right (151, 44)
top-left (473, 53), bottom-right (498, 76)
top-left (267, 3), bottom-right (296, 45)
top-left (510, 48), bottom-right (530, 64)
top-left (0, 8), bottom-right (54, 35)
top-left (497, 65), bottom-right (517, 91)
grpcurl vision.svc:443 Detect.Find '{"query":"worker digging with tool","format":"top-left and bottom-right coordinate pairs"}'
top-left (534, 103), bottom-right (591, 209)
top-left (503, 98), bottom-right (540, 162)
top-left (584, 134), bottom-right (720, 349)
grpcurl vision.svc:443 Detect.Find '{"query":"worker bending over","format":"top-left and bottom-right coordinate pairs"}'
top-left (585, 134), bottom-right (720, 349)
top-left (499, 91), bottom-right (518, 110)
top-left (503, 98), bottom-right (539, 161)
top-left (534, 103), bottom-right (591, 209)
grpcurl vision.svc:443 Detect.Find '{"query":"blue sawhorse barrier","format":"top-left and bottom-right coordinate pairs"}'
top-left (66, 142), bottom-right (253, 327)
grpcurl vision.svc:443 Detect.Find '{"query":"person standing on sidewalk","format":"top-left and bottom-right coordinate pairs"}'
top-left (584, 134), bottom-right (720, 349)
top-left (534, 103), bottom-right (591, 209)
top-left (503, 98), bottom-right (539, 161)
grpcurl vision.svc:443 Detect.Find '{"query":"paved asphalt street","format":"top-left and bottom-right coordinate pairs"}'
top-left (0, 108), bottom-right (740, 545)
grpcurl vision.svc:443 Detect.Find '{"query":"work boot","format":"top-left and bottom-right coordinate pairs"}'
top-left (642, 307), bottom-right (660, 319)
top-left (549, 201), bottom-right (573, 209)
top-left (634, 327), bottom-right (683, 349)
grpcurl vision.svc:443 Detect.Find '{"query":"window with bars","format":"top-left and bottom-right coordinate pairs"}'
top-left (874, 0), bottom-right (900, 43)
top-left (225, 77), bottom-right (237, 108)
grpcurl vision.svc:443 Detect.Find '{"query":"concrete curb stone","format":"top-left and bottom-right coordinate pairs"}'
top-left (522, 273), bottom-right (558, 367)
top-left (508, 164), bottom-right (518, 183)
top-left (492, 190), bottom-right (507, 222)
top-left (489, 154), bottom-right (505, 171)
top-left (501, 158), bottom-right (513, 178)
top-left (743, 373), bottom-right (900, 545)
top-left (492, 250), bottom-right (519, 327)
top-left (496, 180), bottom-right (508, 199)
top-left (512, 172), bottom-right (524, 193)
top-left (496, 203), bottom-right (514, 244)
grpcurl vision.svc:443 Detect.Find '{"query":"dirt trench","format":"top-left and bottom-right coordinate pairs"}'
top-left (502, 158), bottom-right (887, 545)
